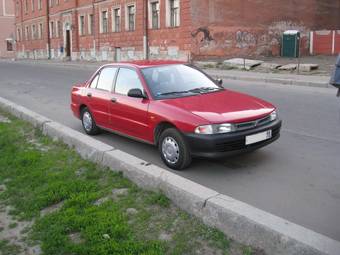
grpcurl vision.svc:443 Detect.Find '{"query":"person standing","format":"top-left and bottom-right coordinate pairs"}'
top-left (330, 54), bottom-right (340, 97)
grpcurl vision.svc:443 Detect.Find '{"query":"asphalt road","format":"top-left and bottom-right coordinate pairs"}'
top-left (1, 60), bottom-right (340, 241)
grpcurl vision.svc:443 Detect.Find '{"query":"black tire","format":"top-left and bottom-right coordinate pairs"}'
top-left (158, 128), bottom-right (192, 170)
top-left (81, 107), bottom-right (100, 135)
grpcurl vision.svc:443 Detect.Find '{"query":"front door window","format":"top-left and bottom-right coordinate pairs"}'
top-left (115, 68), bottom-right (143, 95)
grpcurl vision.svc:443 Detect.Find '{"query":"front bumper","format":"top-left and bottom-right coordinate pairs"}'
top-left (183, 119), bottom-right (282, 158)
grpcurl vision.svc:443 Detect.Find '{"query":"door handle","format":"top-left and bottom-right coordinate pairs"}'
top-left (87, 93), bottom-right (92, 98)
top-left (111, 97), bottom-right (117, 103)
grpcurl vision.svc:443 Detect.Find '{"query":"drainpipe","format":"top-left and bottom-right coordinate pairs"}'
top-left (46, 0), bottom-right (51, 59)
top-left (92, 2), bottom-right (96, 59)
top-left (143, 0), bottom-right (149, 60)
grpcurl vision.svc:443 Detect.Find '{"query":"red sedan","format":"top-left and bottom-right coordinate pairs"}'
top-left (71, 61), bottom-right (281, 170)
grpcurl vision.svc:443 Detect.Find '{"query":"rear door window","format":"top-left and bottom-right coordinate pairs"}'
top-left (96, 67), bottom-right (118, 91)
top-left (115, 68), bottom-right (143, 95)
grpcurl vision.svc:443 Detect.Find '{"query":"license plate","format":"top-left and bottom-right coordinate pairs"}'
top-left (245, 130), bottom-right (272, 145)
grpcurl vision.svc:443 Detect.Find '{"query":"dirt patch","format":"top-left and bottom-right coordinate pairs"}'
top-left (27, 138), bottom-right (51, 152)
top-left (68, 232), bottom-right (84, 244)
top-left (94, 188), bottom-right (130, 206)
top-left (126, 208), bottom-right (138, 216)
top-left (40, 201), bottom-right (64, 217)
top-left (0, 202), bottom-right (36, 255)
top-left (0, 115), bottom-right (11, 123)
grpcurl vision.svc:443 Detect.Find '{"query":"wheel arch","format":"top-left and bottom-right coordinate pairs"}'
top-left (79, 104), bottom-right (88, 114)
top-left (154, 121), bottom-right (177, 145)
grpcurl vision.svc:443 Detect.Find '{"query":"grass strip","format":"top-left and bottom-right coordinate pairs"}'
top-left (0, 110), bottom-right (261, 255)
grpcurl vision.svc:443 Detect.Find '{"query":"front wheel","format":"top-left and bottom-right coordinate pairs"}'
top-left (81, 107), bottom-right (100, 135)
top-left (158, 128), bottom-right (192, 170)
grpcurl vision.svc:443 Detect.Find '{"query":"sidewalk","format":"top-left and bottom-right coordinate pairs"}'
top-left (206, 69), bottom-right (331, 88)
top-left (2, 59), bottom-right (332, 88)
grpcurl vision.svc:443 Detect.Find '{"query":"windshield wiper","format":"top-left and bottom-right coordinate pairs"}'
top-left (157, 90), bottom-right (198, 96)
top-left (188, 87), bottom-right (223, 93)
top-left (157, 87), bottom-right (222, 97)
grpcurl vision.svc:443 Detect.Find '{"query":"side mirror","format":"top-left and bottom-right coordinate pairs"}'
top-left (127, 88), bottom-right (146, 99)
top-left (216, 78), bottom-right (223, 86)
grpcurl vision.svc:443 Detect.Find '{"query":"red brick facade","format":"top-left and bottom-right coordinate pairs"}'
top-left (15, 0), bottom-right (340, 61)
top-left (0, 0), bottom-right (15, 58)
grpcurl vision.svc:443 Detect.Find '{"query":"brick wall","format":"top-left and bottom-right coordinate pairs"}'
top-left (0, 0), bottom-right (15, 58)
top-left (15, 0), bottom-right (192, 61)
top-left (189, 0), bottom-right (340, 59)
top-left (15, 0), bottom-right (340, 61)
top-left (15, 0), bottom-right (48, 59)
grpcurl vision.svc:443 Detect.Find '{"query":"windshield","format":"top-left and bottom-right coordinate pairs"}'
top-left (141, 64), bottom-right (222, 99)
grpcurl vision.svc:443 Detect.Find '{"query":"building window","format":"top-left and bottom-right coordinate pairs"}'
top-left (32, 24), bottom-right (36, 39)
top-left (79, 15), bottom-right (85, 35)
top-left (150, 1), bottom-right (159, 29)
top-left (112, 7), bottom-right (121, 32)
top-left (31, 0), bottom-right (34, 11)
top-left (88, 14), bottom-right (94, 35)
top-left (24, 0), bottom-right (28, 13)
top-left (126, 4), bottom-right (135, 31)
top-left (56, 21), bottom-right (61, 38)
top-left (15, 1), bottom-right (20, 16)
top-left (38, 0), bottom-right (42, 10)
top-left (25, 26), bottom-right (29, 40)
top-left (167, 0), bottom-right (180, 27)
top-left (50, 21), bottom-right (54, 38)
top-left (6, 40), bottom-right (13, 51)
top-left (100, 10), bottom-right (108, 33)
top-left (17, 28), bottom-right (21, 42)
top-left (39, 23), bottom-right (43, 39)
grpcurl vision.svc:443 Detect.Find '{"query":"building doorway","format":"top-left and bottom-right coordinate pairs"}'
top-left (65, 30), bottom-right (71, 57)
top-left (115, 47), bottom-right (121, 62)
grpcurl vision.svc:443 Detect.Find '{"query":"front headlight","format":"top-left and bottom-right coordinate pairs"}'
top-left (195, 123), bottom-right (236, 134)
top-left (270, 110), bottom-right (278, 121)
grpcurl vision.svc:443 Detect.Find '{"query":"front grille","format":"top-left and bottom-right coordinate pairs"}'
top-left (215, 126), bottom-right (280, 152)
top-left (234, 115), bottom-right (272, 131)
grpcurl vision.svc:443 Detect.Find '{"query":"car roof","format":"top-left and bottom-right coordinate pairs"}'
top-left (102, 60), bottom-right (187, 69)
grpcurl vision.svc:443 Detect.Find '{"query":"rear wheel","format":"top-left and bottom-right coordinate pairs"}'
top-left (158, 128), bottom-right (192, 170)
top-left (81, 107), bottom-right (100, 135)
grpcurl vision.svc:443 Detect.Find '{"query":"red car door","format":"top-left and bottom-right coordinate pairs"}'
top-left (109, 67), bottom-right (150, 141)
top-left (84, 67), bottom-right (117, 129)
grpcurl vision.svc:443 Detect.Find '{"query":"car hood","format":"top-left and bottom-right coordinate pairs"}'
top-left (160, 89), bottom-right (275, 123)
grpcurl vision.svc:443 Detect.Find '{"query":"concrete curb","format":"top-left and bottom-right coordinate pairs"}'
top-left (1, 96), bottom-right (340, 255)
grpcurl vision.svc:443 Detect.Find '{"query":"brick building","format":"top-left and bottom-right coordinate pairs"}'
top-left (0, 0), bottom-right (15, 58)
top-left (14, 0), bottom-right (340, 61)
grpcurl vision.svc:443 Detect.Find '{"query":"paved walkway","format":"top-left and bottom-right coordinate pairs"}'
top-left (206, 69), bottom-right (331, 88)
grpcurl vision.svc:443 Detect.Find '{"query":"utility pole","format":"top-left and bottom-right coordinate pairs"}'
top-left (143, 0), bottom-right (149, 60)
top-left (46, 0), bottom-right (51, 59)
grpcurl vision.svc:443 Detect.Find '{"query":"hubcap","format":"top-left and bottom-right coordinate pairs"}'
top-left (83, 111), bottom-right (93, 132)
top-left (162, 137), bottom-right (180, 164)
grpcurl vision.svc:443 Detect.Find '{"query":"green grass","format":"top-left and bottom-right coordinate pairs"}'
top-left (0, 110), bottom-right (258, 255)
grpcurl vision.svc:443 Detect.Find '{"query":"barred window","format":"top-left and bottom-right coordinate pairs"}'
top-left (127, 5), bottom-right (135, 31)
top-left (167, 0), bottom-right (180, 27)
top-left (151, 1), bottom-right (159, 29)
top-left (101, 11), bottom-right (108, 33)
top-left (79, 15), bottom-right (85, 35)
top-left (88, 14), bottom-right (94, 35)
top-left (112, 8), bottom-right (121, 32)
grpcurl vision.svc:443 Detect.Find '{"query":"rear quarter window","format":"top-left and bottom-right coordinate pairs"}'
top-left (89, 74), bottom-right (99, 88)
